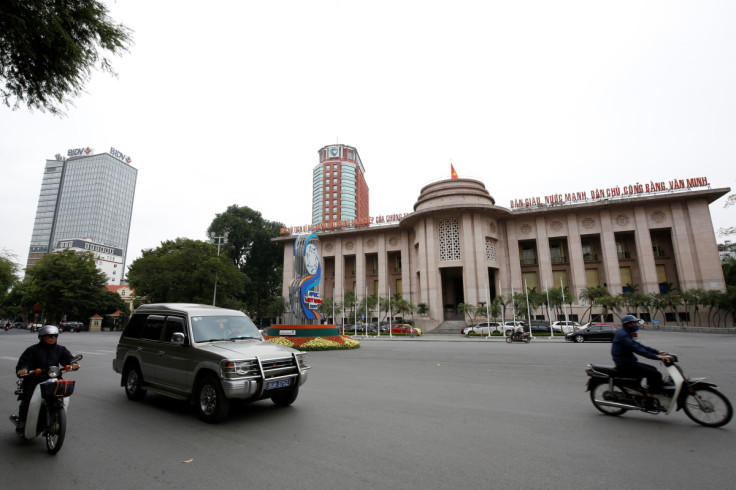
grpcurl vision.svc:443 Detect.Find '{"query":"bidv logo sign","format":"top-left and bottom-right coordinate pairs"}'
top-left (67, 147), bottom-right (93, 157)
top-left (110, 147), bottom-right (132, 164)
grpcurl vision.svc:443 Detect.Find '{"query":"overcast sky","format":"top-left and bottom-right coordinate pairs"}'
top-left (1, 1), bottom-right (734, 275)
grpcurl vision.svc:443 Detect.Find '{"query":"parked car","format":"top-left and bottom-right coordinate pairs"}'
top-left (526, 324), bottom-right (554, 335)
top-left (564, 323), bottom-right (620, 343)
top-left (463, 322), bottom-right (502, 335)
top-left (388, 324), bottom-right (421, 335)
top-left (59, 321), bottom-right (86, 333)
top-left (498, 321), bottom-right (526, 333)
top-left (112, 303), bottom-right (310, 423)
top-left (29, 322), bottom-right (43, 332)
top-left (551, 320), bottom-right (581, 333)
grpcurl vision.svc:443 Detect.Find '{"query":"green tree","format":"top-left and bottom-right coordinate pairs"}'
top-left (717, 193), bottom-right (736, 238)
top-left (1, 1), bottom-right (133, 115)
top-left (579, 286), bottom-right (610, 323)
top-left (23, 249), bottom-right (110, 323)
top-left (0, 250), bottom-right (19, 306)
top-left (456, 303), bottom-right (475, 324)
top-left (417, 302), bottom-right (430, 317)
top-left (127, 238), bottom-right (243, 306)
top-left (208, 205), bottom-right (284, 323)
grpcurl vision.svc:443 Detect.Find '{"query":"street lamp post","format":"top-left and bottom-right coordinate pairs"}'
top-left (209, 231), bottom-right (229, 306)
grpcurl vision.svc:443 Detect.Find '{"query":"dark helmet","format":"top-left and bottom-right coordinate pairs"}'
top-left (38, 324), bottom-right (59, 339)
top-left (621, 314), bottom-right (640, 325)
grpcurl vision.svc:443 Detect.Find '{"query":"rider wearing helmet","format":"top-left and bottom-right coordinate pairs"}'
top-left (611, 315), bottom-right (669, 405)
top-left (13, 325), bottom-right (78, 436)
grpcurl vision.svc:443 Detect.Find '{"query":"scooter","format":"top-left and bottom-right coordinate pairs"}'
top-left (586, 354), bottom-right (732, 427)
top-left (506, 331), bottom-right (530, 343)
top-left (9, 354), bottom-right (82, 454)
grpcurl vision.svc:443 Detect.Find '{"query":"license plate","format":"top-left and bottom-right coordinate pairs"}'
top-left (265, 378), bottom-right (291, 390)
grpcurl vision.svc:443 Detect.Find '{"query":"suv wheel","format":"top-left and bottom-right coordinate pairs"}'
top-left (271, 387), bottom-right (299, 407)
top-left (124, 363), bottom-right (147, 401)
top-left (575, 335), bottom-right (585, 343)
top-left (196, 375), bottom-right (230, 423)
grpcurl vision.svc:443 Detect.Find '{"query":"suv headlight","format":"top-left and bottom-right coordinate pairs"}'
top-left (296, 353), bottom-right (310, 369)
top-left (221, 359), bottom-right (260, 378)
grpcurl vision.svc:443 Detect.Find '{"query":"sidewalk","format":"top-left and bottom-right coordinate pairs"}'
top-left (349, 334), bottom-right (567, 342)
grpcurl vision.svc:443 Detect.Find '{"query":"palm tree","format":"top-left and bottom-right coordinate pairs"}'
top-left (599, 295), bottom-right (622, 322)
top-left (417, 303), bottom-right (430, 317)
top-left (456, 303), bottom-right (475, 325)
top-left (579, 286), bottom-right (609, 323)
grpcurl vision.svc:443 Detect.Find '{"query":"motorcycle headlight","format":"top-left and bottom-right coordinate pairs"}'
top-left (48, 366), bottom-right (60, 378)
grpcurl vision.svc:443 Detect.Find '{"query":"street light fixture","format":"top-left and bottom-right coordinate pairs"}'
top-left (209, 231), bottom-right (229, 306)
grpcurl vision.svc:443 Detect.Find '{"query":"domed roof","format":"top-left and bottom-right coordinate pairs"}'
top-left (414, 178), bottom-right (495, 212)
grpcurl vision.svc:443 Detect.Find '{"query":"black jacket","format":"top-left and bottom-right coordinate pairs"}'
top-left (16, 341), bottom-right (75, 373)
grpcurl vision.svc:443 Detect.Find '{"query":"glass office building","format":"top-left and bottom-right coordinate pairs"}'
top-left (27, 151), bottom-right (138, 284)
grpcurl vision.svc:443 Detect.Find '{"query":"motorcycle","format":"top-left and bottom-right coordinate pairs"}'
top-left (586, 354), bottom-right (732, 427)
top-left (506, 331), bottom-right (531, 343)
top-left (9, 354), bottom-right (82, 454)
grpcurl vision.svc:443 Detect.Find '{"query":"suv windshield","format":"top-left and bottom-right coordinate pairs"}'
top-left (191, 315), bottom-right (261, 342)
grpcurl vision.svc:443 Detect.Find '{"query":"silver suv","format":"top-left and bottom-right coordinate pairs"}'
top-left (112, 303), bottom-right (309, 423)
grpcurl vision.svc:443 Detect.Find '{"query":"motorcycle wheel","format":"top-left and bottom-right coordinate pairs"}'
top-left (45, 408), bottom-right (66, 455)
top-left (590, 382), bottom-right (628, 416)
top-left (524, 337), bottom-right (530, 343)
top-left (682, 386), bottom-right (733, 428)
top-left (506, 336), bottom-right (512, 343)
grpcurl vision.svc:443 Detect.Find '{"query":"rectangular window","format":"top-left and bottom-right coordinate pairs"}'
top-left (656, 264), bottom-right (667, 283)
top-left (585, 269), bottom-right (600, 287)
top-left (395, 279), bottom-right (402, 295)
top-left (620, 267), bottom-right (633, 292)
top-left (522, 272), bottom-right (538, 291)
top-left (552, 270), bottom-right (567, 288)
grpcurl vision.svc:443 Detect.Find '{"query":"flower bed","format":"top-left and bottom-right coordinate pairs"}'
top-left (264, 335), bottom-right (361, 351)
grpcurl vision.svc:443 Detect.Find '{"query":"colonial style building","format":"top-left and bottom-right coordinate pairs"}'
top-left (277, 178), bottom-right (729, 330)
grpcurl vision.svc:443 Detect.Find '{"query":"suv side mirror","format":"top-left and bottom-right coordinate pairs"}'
top-left (171, 332), bottom-right (186, 345)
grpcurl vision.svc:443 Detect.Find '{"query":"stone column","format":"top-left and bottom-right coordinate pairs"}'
top-left (599, 209), bottom-right (622, 293)
top-left (633, 208), bottom-right (659, 293)
top-left (461, 213), bottom-right (480, 305)
top-left (377, 233), bottom-right (387, 297)
top-left (669, 202), bottom-right (698, 291)
top-left (535, 216), bottom-right (553, 290)
top-left (566, 213), bottom-right (586, 299)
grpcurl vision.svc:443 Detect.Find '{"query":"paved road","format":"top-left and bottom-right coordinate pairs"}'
top-left (0, 328), bottom-right (734, 489)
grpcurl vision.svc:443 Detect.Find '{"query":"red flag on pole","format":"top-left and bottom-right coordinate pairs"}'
top-left (451, 164), bottom-right (458, 179)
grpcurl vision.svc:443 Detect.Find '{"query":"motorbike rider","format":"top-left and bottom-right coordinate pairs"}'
top-left (13, 325), bottom-right (78, 436)
top-left (512, 324), bottom-right (525, 340)
top-left (611, 315), bottom-right (669, 408)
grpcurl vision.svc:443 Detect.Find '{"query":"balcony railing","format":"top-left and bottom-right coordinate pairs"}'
top-left (617, 251), bottom-right (631, 259)
top-left (520, 257), bottom-right (537, 266)
top-left (550, 256), bottom-right (568, 265)
top-left (583, 253), bottom-right (598, 262)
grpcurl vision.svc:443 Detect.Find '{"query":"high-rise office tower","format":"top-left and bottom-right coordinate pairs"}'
top-left (312, 144), bottom-right (369, 228)
top-left (26, 148), bottom-right (137, 284)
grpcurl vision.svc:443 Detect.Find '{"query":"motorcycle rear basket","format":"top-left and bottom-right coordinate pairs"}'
top-left (41, 379), bottom-right (75, 398)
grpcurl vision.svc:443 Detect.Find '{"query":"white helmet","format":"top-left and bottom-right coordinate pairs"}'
top-left (38, 325), bottom-right (60, 339)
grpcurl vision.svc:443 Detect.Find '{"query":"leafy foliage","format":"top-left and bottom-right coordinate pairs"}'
top-left (0, 0), bottom-right (133, 115)
top-left (127, 238), bottom-right (243, 305)
top-left (0, 250), bottom-right (19, 304)
top-left (208, 205), bottom-right (285, 320)
top-left (22, 249), bottom-right (125, 323)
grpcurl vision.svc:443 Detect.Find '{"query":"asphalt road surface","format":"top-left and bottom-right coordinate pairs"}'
top-left (1, 328), bottom-right (734, 489)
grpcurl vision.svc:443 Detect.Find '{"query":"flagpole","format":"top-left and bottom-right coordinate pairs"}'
top-left (524, 279), bottom-right (532, 339)
top-left (545, 281), bottom-right (553, 338)
top-left (561, 277), bottom-right (569, 326)
top-left (389, 285), bottom-right (393, 338)
top-left (485, 274), bottom-right (491, 339)
top-left (377, 284), bottom-right (381, 338)
top-left (499, 280), bottom-right (506, 337)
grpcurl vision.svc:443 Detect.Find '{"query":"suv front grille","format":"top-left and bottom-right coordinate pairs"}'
top-left (259, 357), bottom-right (298, 379)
